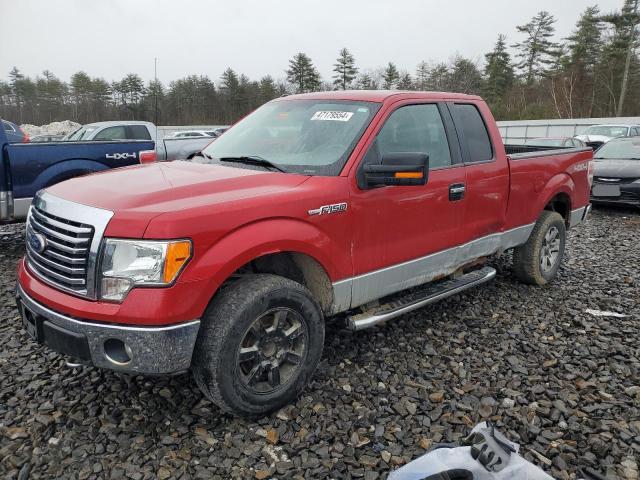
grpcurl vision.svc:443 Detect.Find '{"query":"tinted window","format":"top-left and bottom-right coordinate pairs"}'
top-left (128, 125), bottom-right (152, 140)
top-left (376, 104), bottom-right (452, 168)
top-left (94, 126), bottom-right (127, 140)
top-left (632, 128), bottom-right (640, 136)
top-left (3, 121), bottom-right (15, 132)
top-left (452, 104), bottom-right (493, 163)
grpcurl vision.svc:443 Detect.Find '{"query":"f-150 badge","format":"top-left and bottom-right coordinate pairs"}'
top-left (106, 152), bottom-right (137, 160)
top-left (308, 202), bottom-right (348, 216)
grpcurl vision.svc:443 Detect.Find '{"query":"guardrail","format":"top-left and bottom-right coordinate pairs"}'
top-left (497, 117), bottom-right (640, 144)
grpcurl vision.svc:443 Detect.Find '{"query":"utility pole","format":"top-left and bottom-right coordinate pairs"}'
top-left (154, 57), bottom-right (159, 125)
top-left (617, 0), bottom-right (639, 117)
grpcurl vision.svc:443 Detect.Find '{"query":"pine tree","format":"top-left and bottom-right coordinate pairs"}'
top-left (332, 48), bottom-right (358, 90)
top-left (382, 62), bottom-right (400, 89)
top-left (601, 0), bottom-right (640, 115)
top-left (427, 63), bottom-right (450, 91)
top-left (355, 72), bottom-right (377, 90)
top-left (483, 35), bottom-right (515, 102)
top-left (449, 56), bottom-right (483, 94)
top-left (397, 72), bottom-right (414, 90)
top-left (286, 53), bottom-right (321, 93)
top-left (513, 11), bottom-right (559, 84)
top-left (567, 6), bottom-right (603, 70)
top-left (415, 62), bottom-right (429, 90)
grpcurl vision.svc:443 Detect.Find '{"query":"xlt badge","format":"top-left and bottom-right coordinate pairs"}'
top-left (308, 202), bottom-right (348, 216)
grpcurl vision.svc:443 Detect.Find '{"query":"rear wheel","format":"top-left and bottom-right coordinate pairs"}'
top-left (192, 274), bottom-right (324, 417)
top-left (512, 211), bottom-right (566, 285)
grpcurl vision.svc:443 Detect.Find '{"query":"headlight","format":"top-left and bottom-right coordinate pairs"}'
top-left (100, 239), bottom-right (192, 301)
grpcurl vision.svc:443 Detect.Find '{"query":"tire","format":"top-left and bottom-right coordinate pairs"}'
top-left (192, 274), bottom-right (324, 417)
top-left (512, 211), bottom-right (566, 286)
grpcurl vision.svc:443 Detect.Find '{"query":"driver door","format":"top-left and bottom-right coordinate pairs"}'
top-left (348, 102), bottom-right (466, 307)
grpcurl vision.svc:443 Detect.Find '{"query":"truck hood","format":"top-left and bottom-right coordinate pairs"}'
top-left (593, 158), bottom-right (640, 178)
top-left (46, 161), bottom-right (310, 234)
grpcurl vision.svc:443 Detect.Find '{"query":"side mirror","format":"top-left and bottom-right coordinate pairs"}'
top-left (364, 153), bottom-right (429, 187)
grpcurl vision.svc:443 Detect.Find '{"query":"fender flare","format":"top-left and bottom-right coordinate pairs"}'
top-left (182, 218), bottom-right (346, 314)
top-left (535, 172), bottom-right (575, 220)
top-left (34, 159), bottom-right (109, 190)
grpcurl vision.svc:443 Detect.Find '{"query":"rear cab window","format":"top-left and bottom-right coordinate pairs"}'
top-left (451, 103), bottom-right (493, 163)
top-left (127, 125), bottom-right (152, 140)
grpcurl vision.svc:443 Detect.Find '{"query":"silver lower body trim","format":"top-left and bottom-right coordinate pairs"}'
top-left (0, 190), bottom-right (13, 221)
top-left (331, 223), bottom-right (534, 311)
top-left (16, 284), bottom-right (200, 374)
top-left (569, 204), bottom-right (591, 228)
top-left (13, 197), bottom-right (32, 220)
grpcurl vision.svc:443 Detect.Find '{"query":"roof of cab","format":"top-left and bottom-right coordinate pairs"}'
top-left (273, 90), bottom-right (483, 103)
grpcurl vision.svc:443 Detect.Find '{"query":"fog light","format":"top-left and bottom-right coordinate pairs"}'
top-left (103, 338), bottom-right (133, 365)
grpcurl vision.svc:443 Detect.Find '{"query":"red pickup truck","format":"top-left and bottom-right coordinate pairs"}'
top-left (16, 91), bottom-right (593, 416)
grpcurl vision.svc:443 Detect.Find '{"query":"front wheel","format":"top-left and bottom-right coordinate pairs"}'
top-left (512, 211), bottom-right (566, 285)
top-left (192, 274), bottom-right (325, 417)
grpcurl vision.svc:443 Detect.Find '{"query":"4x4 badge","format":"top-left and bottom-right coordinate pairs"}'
top-left (308, 203), bottom-right (348, 216)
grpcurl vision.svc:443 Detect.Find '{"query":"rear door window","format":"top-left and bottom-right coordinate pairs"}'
top-left (94, 126), bottom-right (127, 141)
top-left (127, 125), bottom-right (152, 140)
top-left (451, 104), bottom-right (493, 163)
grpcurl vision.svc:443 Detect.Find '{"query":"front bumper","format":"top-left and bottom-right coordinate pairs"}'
top-left (16, 284), bottom-right (200, 375)
top-left (591, 182), bottom-right (640, 206)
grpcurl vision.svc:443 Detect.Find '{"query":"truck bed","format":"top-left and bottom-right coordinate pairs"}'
top-left (504, 145), bottom-right (593, 231)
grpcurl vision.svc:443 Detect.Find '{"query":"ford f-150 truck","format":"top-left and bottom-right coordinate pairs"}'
top-left (14, 91), bottom-right (593, 417)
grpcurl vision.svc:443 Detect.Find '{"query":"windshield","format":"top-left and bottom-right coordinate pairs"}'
top-left (525, 138), bottom-right (564, 147)
top-left (200, 99), bottom-right (380, 175)
top-left (594, 140), bottom-right (640, 159)
top-left (584, 126), bottom-right (629, 137)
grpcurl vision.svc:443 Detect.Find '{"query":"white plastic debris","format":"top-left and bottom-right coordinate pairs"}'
top-left (389, 422), bottom-right (554, 480)
top-left (585, 309), bottom-right (628, 318)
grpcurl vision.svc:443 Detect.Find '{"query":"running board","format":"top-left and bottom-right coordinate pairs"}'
top-left (347, 266), bottom-right (497, 331)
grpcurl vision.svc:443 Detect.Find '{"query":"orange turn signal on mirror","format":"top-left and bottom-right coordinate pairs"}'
top-left (163, 241), bottom-right (192, 283)
top-left (395, 171), bottom-right (423, 179)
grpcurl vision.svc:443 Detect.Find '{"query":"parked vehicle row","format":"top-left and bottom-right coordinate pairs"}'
top-left (0, 120), bottom-right (217, 222)
top-left (11, 90), bottom-right (593, 417)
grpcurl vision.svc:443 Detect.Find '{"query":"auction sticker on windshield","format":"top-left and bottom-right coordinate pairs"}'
top-left (311, 111), bottom-right (354, 121)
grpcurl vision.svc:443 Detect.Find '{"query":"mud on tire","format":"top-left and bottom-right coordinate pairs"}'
top-left (512, 210), bottom-right (566, 286)
top-left (192, 274), bottom-right (324, 417)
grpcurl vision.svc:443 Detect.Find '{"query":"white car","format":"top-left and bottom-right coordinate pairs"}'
top-left (575, 124), bottom-right (640, 145)
top-left (169, 130), bottom-right (216, 138)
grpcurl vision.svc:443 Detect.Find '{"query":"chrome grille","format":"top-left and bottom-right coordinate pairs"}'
top-left (26, 206), bottom-right (94, 296)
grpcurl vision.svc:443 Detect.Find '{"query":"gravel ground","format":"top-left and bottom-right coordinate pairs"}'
top-left (1, 207), bottom-right (639, 480)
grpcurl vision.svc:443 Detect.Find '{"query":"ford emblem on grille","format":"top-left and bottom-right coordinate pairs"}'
top-left (27, 229), bottom-right (47, 253)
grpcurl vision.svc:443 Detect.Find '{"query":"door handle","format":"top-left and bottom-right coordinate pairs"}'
top-left (449, 183), bottom-right (465, 201)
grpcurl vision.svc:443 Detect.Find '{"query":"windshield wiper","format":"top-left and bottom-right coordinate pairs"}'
top-left (219, 155), bottom-right (285, 172)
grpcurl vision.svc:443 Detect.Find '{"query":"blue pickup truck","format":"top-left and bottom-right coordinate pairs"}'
top-left (0, 120), bottom-right (156, 222)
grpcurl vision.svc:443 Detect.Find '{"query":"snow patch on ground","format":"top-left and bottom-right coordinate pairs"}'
top-left (20, 120), bottom-right (80, 136)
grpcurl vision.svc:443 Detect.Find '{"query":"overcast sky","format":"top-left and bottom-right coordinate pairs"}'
top-left (0, 0), bottom-right (624, 85)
